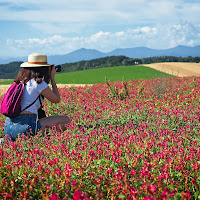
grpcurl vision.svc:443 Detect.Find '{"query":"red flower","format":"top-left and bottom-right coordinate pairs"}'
top-left (45, 185), bottom-right (51, 190)
top-left (142, 196), bottom-right (153, 200)
top-left (49, 193), bottom-right (60, 200)
top-left (148, 184), bottom-right (157, 194)
top-left (72, 180), bottom-right (78, 186)
top-left (73, 191), bottom-right (82, 200)
top-left (130, 169), bottom-right (136, 175)
top-left (177, 166), bottom-right (182, 171)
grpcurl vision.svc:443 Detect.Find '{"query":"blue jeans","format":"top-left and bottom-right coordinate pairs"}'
top-left (4, 114), bottom-right (42, 141)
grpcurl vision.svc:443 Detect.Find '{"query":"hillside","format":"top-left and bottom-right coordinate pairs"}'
top-left (143, 62), bottom-right (200, 77)
top-left (0, 61), bottom-right (22, 79)
top-left (0, 65), bottom-right (174, 85)
top-left (50, 65), bottom-right (174, 84)
top-left (0, 55), bottom-right (199, 79)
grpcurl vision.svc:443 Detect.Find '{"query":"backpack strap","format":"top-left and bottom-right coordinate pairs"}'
top-left (38, 95), bottom-right (43, 108)
top-left (20, 82), bottom-right (44, 113)
top-left (21, 95), bottom-right (41, 112)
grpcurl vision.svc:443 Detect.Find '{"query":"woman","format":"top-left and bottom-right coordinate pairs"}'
top-left (3, 53), bottom-right (71, 141)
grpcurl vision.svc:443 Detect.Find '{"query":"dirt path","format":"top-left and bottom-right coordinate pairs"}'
top-left (143, 62), bottom-right (200, 77)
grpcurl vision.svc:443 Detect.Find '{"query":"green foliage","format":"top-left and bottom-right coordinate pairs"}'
top-left (105, 76), bottom-right (129, 100)
top-left (61, 55), bottom-right (200, 73)
top-left (61, 56), bottom-right (129, 73)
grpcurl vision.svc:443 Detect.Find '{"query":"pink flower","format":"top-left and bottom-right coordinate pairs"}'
top-left (21, 192), bottom-right (28, 197)
top-left (55, 168), bottom-right (62, 176)
top-left (130, 169), bottom-right (136, 175)
top-left (148, 184), bottom-right (157, 194)
top-left (142, 196), bottom-right (153, 200)
top-left (37, 164), bottom-right (43, 170)
top-left (72, 180), bottom-right (78, 186)
top-left (73, 191), bottom-right (82, 200)
top-left (45, 185), bottom-right (51, 190)
top-left (49, 193), bottom-right (60, 200)
top-left (191, 178), bottom-right (196, 183)
top-left (177, 166), bottom-right (182, 171)
top-left (5, 194), bottom-right (13, 198)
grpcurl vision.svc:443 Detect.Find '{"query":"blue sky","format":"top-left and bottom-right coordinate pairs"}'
top-left (0, 0), bottom-right (200, 58)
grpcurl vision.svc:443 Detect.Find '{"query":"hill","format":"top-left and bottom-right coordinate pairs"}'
top-left (0, 61), bottom-right (23, 79)
top-left (143, 62), bottom-right (200, 77)
top-left (0, 65), bottom-right (174, 85)
top-left (0, 55), bottom-right (200, 79)
top-left (107, 45), bottom-right (200, 58)
top-left (55, 65), bottom-right (174, 84)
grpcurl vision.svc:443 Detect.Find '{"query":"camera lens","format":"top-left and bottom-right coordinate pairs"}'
top-left (55, 65), bottom-right (61, 72)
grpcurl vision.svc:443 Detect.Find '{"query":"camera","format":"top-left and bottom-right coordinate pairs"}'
top-left (55, 65), bottom-right (61, 72)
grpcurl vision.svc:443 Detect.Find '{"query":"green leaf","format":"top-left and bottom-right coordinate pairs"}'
top-left (194, 191), bottom-right (200, 199)
top-left (119, 194), bottom-right (126, 199)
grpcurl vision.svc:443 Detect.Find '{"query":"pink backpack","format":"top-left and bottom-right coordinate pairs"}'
top-left (0, 82), bottom-right (24, 118)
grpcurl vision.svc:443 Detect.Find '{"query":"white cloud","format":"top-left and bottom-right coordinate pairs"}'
top-left (167, 21), bottom-right (200, 47)
top-left (0, 1), bottom-right (200, 57)
top-left (5, 21), bottom-right (200, 57)
top-left (1, 0), bottom-right (200, 24)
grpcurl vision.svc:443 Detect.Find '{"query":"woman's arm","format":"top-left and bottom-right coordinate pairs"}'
top-left (41, 66), bottom-right (60, 103)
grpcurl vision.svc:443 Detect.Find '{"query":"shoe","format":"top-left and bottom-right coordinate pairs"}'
top-left (0, 138), bottom-right (4, 144)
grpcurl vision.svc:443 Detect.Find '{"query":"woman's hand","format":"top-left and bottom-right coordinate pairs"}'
top-left (50, 65), bottom-right (56, 82)
top-left (41, 65), bottom-right (60, 103)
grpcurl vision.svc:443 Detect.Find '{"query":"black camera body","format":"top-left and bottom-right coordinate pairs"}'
top-left (55, 65), bottom-right (61, 72)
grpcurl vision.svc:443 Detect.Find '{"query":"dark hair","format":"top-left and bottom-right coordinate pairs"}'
top-left (15, 66), bottom-right (51, 85)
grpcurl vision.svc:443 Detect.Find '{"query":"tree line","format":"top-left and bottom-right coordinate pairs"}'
top-left (0, 61), bottom-right (23, 79)
top-left (0, 56), bottom-right (199, 79)
top-left (61, 56), bottom-right (200, 73)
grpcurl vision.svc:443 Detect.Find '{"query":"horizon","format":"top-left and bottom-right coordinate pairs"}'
top-left (0, 44), bottom-right (199, 60)
top-left (0, 0), bottom-right (200, 58)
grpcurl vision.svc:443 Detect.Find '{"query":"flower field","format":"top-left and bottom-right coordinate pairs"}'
top-left (0, 76), bottom-right (200, 199)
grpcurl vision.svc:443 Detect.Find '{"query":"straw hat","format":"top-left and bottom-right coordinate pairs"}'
top-left (20, 53), bottom-right (51, 67)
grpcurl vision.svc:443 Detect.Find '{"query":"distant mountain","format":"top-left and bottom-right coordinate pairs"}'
top-left (0, 45), bottom-right (200, 65)
top-left (107, 45), bottom-right (200, 58)
top-left (48, 48), bottom-right (106, 64)
top-left (164, 45), bottom-right (200, 57)
top-left (107, 47), bottom-right (162, 58)
top-left (0, 56), bottom-right (26, 65)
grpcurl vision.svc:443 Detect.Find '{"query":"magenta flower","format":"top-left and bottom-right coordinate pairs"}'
top-left (148, 184), bottom-right (157, 194)
top-left (45, 185), bottom-right (51, 190)
top-left (49, 193), bottom-right (60, 200)
top-left (72, 180), bottom-right (78, 186)
top-left (73, 191), bottom-right (82, 200)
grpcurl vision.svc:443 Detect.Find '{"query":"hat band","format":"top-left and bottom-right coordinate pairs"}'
top-left (28, 61), bottom-right (48, 64)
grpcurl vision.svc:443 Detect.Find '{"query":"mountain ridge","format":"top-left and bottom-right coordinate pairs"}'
top-left (0, 45), bottom-right (200, 65)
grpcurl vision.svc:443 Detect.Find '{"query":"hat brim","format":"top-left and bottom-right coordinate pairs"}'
top-left (20, 62), bottom-right (51, 68)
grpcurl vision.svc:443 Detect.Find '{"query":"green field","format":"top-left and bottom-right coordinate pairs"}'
top-left (0, 65), bottom-right (174, 85)
top-left (55, 65), bottom-right (173, 84)
top-left (0, 80), bottom-right (14, 85)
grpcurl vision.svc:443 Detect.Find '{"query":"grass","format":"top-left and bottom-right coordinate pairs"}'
top-left (0, 80), bottom-right (14, 85)
top-left (0, 65), bottom-right (174, 85)
top-left (54, 65), bottom-right (174, 84)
